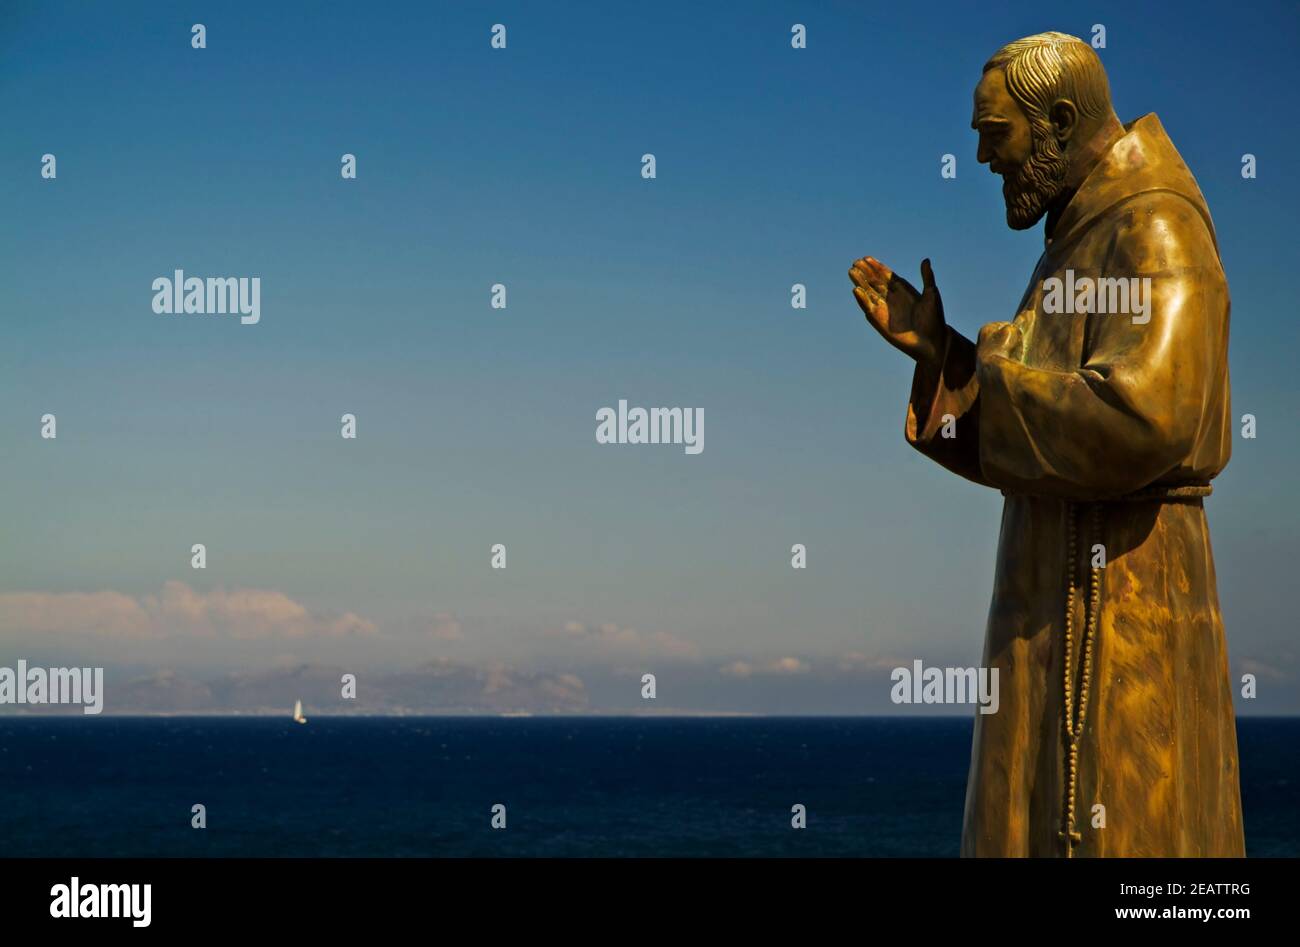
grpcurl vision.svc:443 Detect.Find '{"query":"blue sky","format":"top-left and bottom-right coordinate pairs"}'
top-left (1, 0), bottom-right (1297, 712)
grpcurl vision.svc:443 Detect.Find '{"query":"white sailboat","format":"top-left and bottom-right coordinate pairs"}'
top-left (292, 699), bottom-right (308, 724)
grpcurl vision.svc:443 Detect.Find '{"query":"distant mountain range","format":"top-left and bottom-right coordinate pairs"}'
top-left (0, 660), bottom-right (589, 716)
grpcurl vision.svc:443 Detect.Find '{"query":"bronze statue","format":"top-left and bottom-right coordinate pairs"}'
top-left (850, 32), bottom-right (1243, 857)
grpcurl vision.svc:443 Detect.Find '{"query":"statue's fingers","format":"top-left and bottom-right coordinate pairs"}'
top-left (920, 258), bottom-right (936, 290)
top-left (850, 258), bottom-right (876, 279)
top-left (851, 260), bottom-right (890, 294)
top-left (862, 257), bottom-right (894, 282)
top-left (848, 266), bottom-right (877, 294)
top-left (853, 286), bottom-right (887, 324)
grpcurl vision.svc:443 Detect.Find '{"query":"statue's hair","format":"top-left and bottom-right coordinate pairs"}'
top-left (983, 32), bottom-right (1112, 124)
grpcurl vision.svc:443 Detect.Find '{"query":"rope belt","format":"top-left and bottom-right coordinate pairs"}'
top-left (1111, 483), bottom-right (1212, 503)
top-left (1052, 480), bottom-right (1210, 856)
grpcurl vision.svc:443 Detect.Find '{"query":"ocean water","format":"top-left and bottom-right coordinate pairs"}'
top-left (0, 716), bottom-right (1293, 857)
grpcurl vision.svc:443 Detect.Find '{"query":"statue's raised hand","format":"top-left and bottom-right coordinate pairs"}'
top-left (849, 257), bottom-right (946, 366)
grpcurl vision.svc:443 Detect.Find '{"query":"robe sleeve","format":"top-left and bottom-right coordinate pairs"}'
top-left (974, 192), bottom-right (1226, 499)
top-left (904, 325), bottom-right (989, 488)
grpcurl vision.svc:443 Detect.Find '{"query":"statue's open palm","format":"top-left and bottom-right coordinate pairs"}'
top-left (849, 257), bottom-right (946, 366)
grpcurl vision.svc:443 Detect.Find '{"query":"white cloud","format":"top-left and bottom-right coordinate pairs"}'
top-left (721, 657), bottom-right (810, 677)
top-left (1240, 657), bottom-right (1290, 681)
top-left (0, 580), bottom-right (377, 641)
top-left (552, 620), bottom-right (698, 658)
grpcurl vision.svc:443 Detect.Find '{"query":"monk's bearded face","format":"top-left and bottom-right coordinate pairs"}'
top-left (1001, 120), bottom-right (1069, 230)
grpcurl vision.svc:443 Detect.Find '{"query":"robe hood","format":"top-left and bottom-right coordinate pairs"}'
top-left (1048, 113), bottom-right (1218, 254)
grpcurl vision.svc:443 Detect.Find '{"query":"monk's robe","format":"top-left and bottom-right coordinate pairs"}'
top-left (906, 114), bottom-right (1243, 857)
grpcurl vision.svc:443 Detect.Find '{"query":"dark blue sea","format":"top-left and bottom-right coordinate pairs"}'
top-left (0, 717), bottom-right (1294, 857)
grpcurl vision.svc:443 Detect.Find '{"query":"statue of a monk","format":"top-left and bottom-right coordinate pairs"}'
top-left (850, 32), bottom-right (1243, 857)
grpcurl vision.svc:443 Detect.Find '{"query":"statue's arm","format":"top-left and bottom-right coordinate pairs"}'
top-left (904, 325), bottom-right (991, 488)
top-left (972, 195), bottom-right (1226, 499)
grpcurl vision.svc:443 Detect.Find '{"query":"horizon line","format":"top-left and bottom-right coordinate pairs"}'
top-left (2, 711), bottom-right (1297, 719)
